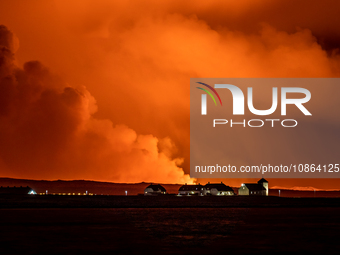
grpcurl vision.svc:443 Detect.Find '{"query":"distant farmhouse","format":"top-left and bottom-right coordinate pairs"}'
top-left (0, 186), bottom-right (37, 195)
top-left (238, 178), bottom-right (268, 196)
top-left (178, 184), bottom-right (205, 196)
top-left (205, 182), bottom-right (235, 196)
top-left (178, 182), bottom-right (235, 196)
top-left (144, 184), bottom-right (167, 196)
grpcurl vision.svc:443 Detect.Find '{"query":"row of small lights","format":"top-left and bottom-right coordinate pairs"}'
top-left (39, 192), bottom-right (94, 196)
top-left (38, 190), bottom-right (129, 196)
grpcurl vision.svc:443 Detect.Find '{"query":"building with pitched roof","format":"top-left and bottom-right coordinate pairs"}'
top-left (238, 178), bottom-right (269, 196)
top-left (144, 184), bottom-right (167, 196)
top-left (178, 184), bottom-right (205, 196)
top-left (0, 186), bottom-right (37, 195)
top-left (204, 182), bottom-right (235, 196)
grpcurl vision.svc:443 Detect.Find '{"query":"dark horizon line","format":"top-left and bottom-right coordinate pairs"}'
top-left (1, 177), bottom-right (340, 192)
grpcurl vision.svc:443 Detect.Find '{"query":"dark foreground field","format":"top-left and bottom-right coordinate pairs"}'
top-left (0, 207), bottom-right (340, 255)
top-left (1, 194), bottom-right (340, 208)
top-left (0, 194), bottom-right (340, 209)
top-left (1, 196), bottom-right (340, 254)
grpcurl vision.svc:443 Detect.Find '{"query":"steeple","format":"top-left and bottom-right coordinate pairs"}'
top-left (258, 178), bottom-right (268, 196)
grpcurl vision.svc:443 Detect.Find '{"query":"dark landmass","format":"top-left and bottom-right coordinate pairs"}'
top-left (1, 177), bottom-right (340, 197)
top-left (0, 177), bottom-right (183, 195)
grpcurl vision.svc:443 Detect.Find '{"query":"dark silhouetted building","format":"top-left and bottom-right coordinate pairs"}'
top-left (0, 186), bottom-right (37, 195)
top-left (204, 182), bottom-right (235, 196)
top-left (144, 184), bottom-right (166, 195)
top-left (178, 184), bottom-right (205, 196)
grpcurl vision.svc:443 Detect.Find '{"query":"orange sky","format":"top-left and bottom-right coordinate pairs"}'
top-left (0, 0), bottom-right (340, 189)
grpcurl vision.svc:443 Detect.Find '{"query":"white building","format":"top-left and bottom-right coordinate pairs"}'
top-left (238, 178), bottom-right (268, 196)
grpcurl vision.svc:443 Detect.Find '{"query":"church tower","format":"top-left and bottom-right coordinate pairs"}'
top-left (258, 178), bottom-right (268, 196)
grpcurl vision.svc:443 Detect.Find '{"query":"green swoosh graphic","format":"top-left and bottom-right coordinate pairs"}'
top-left (196, 87), bottom-right (217, 106)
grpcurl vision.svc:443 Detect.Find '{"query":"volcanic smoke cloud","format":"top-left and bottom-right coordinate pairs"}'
top-left (1, 0), bottom-right (340, 188)
top-left (0, 25), bottom-right (192, 183)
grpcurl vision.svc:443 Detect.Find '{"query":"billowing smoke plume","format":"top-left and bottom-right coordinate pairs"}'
top-left (0, 25), bottom-right (192, 183)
